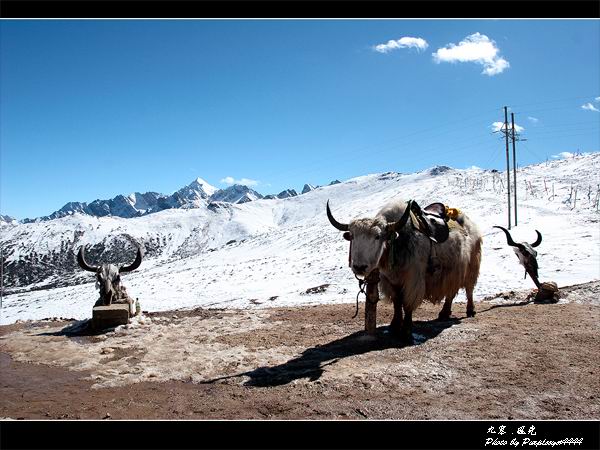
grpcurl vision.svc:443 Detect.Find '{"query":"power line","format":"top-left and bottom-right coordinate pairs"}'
top-left (481, 143), bottom-right (505, 169)
top-left (510, 94), bottom-right (599, 109)
top-left (251, 112), bottom-right (502, 185)
top-left (519, 141), bottom-right (547, 162)
top-left (525, 124), bottom-right (600, 134)
top-left (528, 131), bottom-right (600, 140)
top-left (224, 96), bottom-right (595, 191)
top-left (515, 104), bottom-right (597, 115)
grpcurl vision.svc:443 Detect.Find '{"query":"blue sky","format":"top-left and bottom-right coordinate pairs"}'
top-left (1, 20), bottom-right (599, 220)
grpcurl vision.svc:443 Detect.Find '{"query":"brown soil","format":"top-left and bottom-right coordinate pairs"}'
top-left (1, 281), bottom-right (599, 420)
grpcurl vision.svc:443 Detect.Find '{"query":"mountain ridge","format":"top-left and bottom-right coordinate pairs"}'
top-left (18, 177), bottom-right (330, 223)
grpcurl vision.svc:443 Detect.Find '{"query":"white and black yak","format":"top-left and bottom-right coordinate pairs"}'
top-left (327, 199), bottom-right (483, 344)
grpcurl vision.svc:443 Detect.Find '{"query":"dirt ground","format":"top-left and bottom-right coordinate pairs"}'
top-left (1, 281), bottom-right (599, 420)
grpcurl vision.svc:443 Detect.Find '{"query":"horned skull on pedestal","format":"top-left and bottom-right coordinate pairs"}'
top-left (77, 245), bottom-right (143, 307)
top-left (493, 226), bottom-right (542, 288)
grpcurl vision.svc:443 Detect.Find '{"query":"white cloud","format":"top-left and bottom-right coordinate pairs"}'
top-left (595, 97), bottom-right (600, 102)
top-left (374, 36), bottom-right (429, 53)
top-left (220, 176), bottom-right (259, 186)
top-left (491, 121), bottom-right (524, 133)
top-left (527, 116), bottom-right (539, 124)
top-left (432, 32), bottom-right (510, 76)
top-left (581, 102), bottom-right (600, 112)
top-left (552, 152), bottom-right (574, 159)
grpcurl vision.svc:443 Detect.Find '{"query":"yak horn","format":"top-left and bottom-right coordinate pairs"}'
top-left (531, 230), bottom-right (542, 248)
top-left (77, 246), bottom-right (98, 272)
top-left (326, 200), bottom-right (349, 232)
top-left (493, 226), bottom-right (519, 247)
top-left (392, 200), bottom-right (413, 232)
top-left (120, 246), bottom-right (143, 273)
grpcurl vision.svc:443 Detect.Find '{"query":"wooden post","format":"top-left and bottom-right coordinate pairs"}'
top-left (0, 245), bottom-right (3, 310)
top-left (364, 270), bottom-right (380, 335)
top-left (569, 185), bottom-right (573, 206)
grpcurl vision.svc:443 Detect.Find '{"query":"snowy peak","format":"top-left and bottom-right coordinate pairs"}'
top-left (171, 178), bottom-right (217, 207)
top-left (22, 178), bottom-right (219, 223)
top-left (276, 189), bottom-right (298, 199)
top-left (57, 202), bottom-right (88, 215)
top-left (127, 192), bottom-right (163, 214)
top-left (0, 214), bottom-right (18, 226)
top-left (20, 172), bottom-right (332, 223)
top-left (209, 184), bottom-right (264, 204)
top-left (187, 178), bottom-right (218, 198)
top-left (427, 165), bottom-right (453, 176)
top-left (301, 184), bottom-right (316, 194)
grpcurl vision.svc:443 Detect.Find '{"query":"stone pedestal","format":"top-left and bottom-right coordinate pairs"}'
top-left (92, 304), bottom-right (130, 330)
top-left (535, 281), bottom-right (560, 303)
top-left (364, 271), bottom-right (380, 335)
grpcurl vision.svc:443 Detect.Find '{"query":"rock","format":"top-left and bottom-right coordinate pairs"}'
top-left (540, 281), bottom-right (559, 292)
top-left (535, 281), bottom-right (560, 303)
top-left (302, 284), bottom-right (330, 295)
top-left (92, 304), bottom-right (130, 330)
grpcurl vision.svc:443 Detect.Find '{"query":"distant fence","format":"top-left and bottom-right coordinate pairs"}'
top-left (447, 172), bottom-right (599, 211)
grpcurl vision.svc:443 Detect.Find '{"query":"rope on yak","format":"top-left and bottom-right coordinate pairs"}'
top-left (353, 274), bottom-right (367, 319)
top-left (389, 232), bottom-right (397, 268)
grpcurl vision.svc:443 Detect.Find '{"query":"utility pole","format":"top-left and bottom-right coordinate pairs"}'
top-left (511, 112), bottom-right (518, 227)
top-left (0, 245), bottom-right (3, 309)
top-left (504, 106), bottom-right (512, 229)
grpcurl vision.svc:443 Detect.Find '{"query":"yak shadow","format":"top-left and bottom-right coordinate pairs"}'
top-left (36, 319), bottom-right (116, 338)
top-left (202, 317), bottom-right (462, 388)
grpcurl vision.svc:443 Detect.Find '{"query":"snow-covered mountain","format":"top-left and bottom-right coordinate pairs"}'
top-left (19, 177), bottom-right (322, 223)
top-left (302, 184), bottom-right (316, 194)
top-left (1, 153), bottom-right (598, 324)
top-left (0, 214), bottom-right (18, 226)
top-left (23, 178), bottom-right (218, 223)
top-left (209, 184), bottom-right (264, 204)
top-left (276, 189), bottom-right (298, 199)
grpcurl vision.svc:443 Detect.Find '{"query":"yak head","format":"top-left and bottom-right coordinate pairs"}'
top-left (77, 245), bottom-right (143, 305)
top-left (326, 199), bottom-right (449, 278)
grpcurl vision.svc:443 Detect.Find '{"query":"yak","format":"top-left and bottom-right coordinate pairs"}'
top-left (327, 199), bottom-right (482, 344)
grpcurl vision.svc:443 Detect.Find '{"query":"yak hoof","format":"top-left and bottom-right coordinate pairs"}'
top-left (401, 332), bottom-right (414, 346)
top-left (437, 311), bottom-right (451, 321)
top-left (467, 309), bottom-right (476, 318)
top-left (392, 326), bottom-right (414, 345)
top-left (389, 321), bottom-right (403, 336)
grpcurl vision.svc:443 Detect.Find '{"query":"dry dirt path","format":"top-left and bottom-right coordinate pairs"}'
top-left (1, 282), bottom-right (599, 420)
